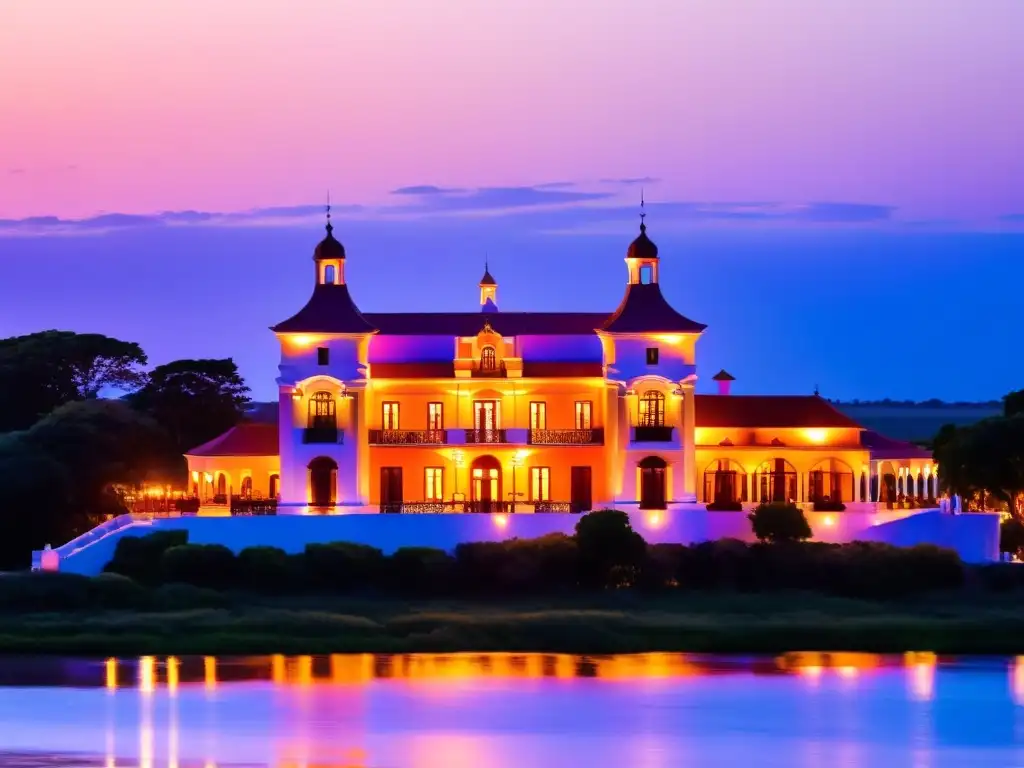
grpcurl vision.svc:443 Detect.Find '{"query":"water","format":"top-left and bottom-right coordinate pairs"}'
top-left (0, 653), bottom-right (1023, 767)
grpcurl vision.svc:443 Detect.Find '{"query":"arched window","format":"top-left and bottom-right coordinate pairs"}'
top-left (269, 474), bottom-right (280, 500)
top-left (308, 391), bottom-right (336, 428)
top-left (702, 459), bottom-right (747, 505)
top-left (808, 458), bottom-right (854, 504)
top-left (638, 390), bottom-right (665, 427)
top-left (240, 476), bottom-right (253, 498)
top-left (753, 459), bottom-right (797, 504)
top-left (323, 264), bottom-right (336, 284)
top-left (480, 345), bottom-right (497, 371)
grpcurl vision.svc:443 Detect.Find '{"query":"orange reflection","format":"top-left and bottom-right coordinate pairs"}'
top-left (1013, 656), bottom-right (1024, 705)
top-left (105, 658), bottom-right (118, 691)
top-left (906, 651), bottom-right (936, 701)
top-left (167, 656), bottom-right (180, 695)
top-left (139, 656), bottom-right (156, 694)
top-left (203, 656), bottom-right (217, 691)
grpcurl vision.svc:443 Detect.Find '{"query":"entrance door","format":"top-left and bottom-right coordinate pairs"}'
top-left (638, 456), bottom-right (667, 510)
top-left (308, 457), bottom-right (338, 508)
top-left (571, 466), bottom-right (593, 512)
top-left (380, 467), bottom-right (403, 512)
top-left (470, 455), bottom-right (502, 512)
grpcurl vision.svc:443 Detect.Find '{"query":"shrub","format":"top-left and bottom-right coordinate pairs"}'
top-left (0, 572), bottom-right (94, 613)
top-left (237, 546), bottom-right (298, 593)
top-left (748, 502), bottom-right (812, 543)
top-left (385, 547), bottom-right (456, 595)
top-left (706, 499), bottom-right (744, 512)
top-left (303, 542), bottom-right (385, 592)
top-left (574, 509), bottom-right (647, 588)
top-left (104, 530), bottom-right (189, 584)
top-left (1000, 518), bottom-right (1024, 559)
top-left (88, 572), bottom-right (149, 610)
top-left (151, 582), bottom-right (231, 610)
top-left (161, 544), bottom-right (237, 589)
top-left (454, 534), bottom-right (579, 594)
top-left (812, 500), bottom-right (847, 512)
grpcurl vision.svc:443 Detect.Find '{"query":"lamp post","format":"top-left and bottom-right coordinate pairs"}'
top-left (510, 450), bottom-right (526, 513)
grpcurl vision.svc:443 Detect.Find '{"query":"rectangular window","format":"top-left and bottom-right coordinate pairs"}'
top-left (646, 347), bottom-right (659, 365)
top-left (530, 467), bottom-right (551, 501)
top-left (382, 401), bottom-right (400, 430)
top-left (575, 401), bottom-right (593, 430)
top-left (427, 402), bottom-right (444, 430)
top-left (317, 347), bottom-right (330, 366)
top-left (425, 467), bottom-right (444, 501)
top-left (529, 401), bottom-right (547, 430)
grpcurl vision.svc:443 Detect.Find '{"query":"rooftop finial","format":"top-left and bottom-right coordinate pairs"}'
top-left (639, 188), bottom-right (647, 233)
top-left (325, 190), bottom-right (333, 235)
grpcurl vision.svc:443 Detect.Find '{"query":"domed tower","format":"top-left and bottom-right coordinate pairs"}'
top-left (599, 196), bottom-right (706, 505)
top-left (479, 260), bottom-right (498, 312)
top-left (270, 204), bottom-right (377, 512)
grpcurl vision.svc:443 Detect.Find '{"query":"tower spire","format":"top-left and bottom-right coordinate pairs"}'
top-left (325, 190), bottom-right (333, 235)
top-left (639, 188), bottom-right (647, 233)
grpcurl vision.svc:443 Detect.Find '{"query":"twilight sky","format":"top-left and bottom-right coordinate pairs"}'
top-left (1, 0), bottom-right (1022, 401)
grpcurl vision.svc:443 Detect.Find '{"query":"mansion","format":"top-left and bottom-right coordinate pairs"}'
top-left (185, 213), bottom-right (935, 514)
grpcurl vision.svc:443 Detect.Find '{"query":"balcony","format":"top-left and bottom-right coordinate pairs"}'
top-left (472, 360), bottom-right (507, 378)
top-left (528, 428), bottom-right (604, 446)
top-left (464, 428), bottom-right (508, 444)
top-left (303, 425), bottom-right (341, 444)
top-left (369, 429), bottom-right (448, 445)
top-left (633, 425), bottom-right (674, 442)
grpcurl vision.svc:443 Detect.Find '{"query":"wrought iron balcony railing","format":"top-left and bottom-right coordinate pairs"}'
top-left (303, 425), bottom-right (341, 444)
top-left (369, 429), bottom-right (448, 445)
top-left (528, 428), bottom-right (603, 445)
top-left (472, 361), bottom-right (507, 378)
top-left (465, 428), bottom-right (508, 444)
top-left (632, 425), bottom-right (674, 442)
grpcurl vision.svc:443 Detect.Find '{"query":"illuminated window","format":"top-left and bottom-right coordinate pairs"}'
top-left (425, 467), bottom-right (444, 501)
top-left (382, 401), bottom-right (400, 430)
top-left (530, 467), bottom-right (551, 501)
top-left (646, 347), bottom-right (659, 365)
top-left (427, 402), bottom-right (444, 430)
top-left (308, 391), bottom-right (336, 428)
top-left (638, 390), bottom-right (665, 427)
top-left (324, 264), bottom-right (336, 284)
top-left (480, 345), bottom-right (497, 371)
top-left (640, 264), bottom-right (654, 284)
top-left (530, 401), bottom-right (547, 430)
top-left (317, 347), bottom-right (330, 366)
top-left (575, 401), bottom-right (592, 429)
top-left (240, 476), bottom-right (252, 498)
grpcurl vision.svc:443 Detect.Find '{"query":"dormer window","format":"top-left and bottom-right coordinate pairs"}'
top-left (480, 345), bottom-right (497, 371)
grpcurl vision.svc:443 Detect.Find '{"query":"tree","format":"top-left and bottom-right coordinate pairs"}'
top-left (22, 398), bottom-right (177, 513)
top-left (935, 415), bottom-right (1024, 517)
top-left (128, 358), bottom-right (250, 453)
top-left (0, 331), bottom-right (147, 431)
top-left (574, 509), bottom-right (648, 588)
top-left (748, 502), bottom-right (813, 543)
top-left (1005, 389), bottom-right (1024, 418)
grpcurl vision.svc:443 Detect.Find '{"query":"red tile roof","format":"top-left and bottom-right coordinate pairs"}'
top-left (186, 422), bottom-right (279, 457)
top-left (364, 312), bottom-right (610, 336)
top-left (695, 395), bottom-right (863, 429)
top-left (860, 430), bottom-right (934, 460)
top-left (601, 283), bottom-right (706, 334)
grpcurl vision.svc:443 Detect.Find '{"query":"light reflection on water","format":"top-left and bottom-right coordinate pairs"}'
top-left (0, 653), bottom-right (1023, 767)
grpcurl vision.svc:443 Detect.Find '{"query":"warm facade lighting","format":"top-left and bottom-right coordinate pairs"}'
top-left (190, 471), bottom-right (199, 482)
top-left (289, 334), bottom-right (317, 347)
top-left (803, 428), bottom-right (828, 444)
top-left (823, 515), bottom-right (835, 527)
top-left (493, 514), bottom-right (509, 529)
top-left (291, 388), bottom-right (303, 401)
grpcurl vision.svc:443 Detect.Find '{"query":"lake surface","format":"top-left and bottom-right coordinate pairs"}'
top-left (0, 653), bottom-right (1023, 767)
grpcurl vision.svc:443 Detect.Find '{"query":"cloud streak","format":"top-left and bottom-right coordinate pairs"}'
top-left (0, 180), bottom-right (928, 238)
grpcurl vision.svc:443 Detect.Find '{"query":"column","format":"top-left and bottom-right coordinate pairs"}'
top-left (681, 383), bottom-right (696, 502)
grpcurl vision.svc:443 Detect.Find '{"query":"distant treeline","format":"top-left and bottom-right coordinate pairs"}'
top-left (831, 399), bottom-right (1001, 409)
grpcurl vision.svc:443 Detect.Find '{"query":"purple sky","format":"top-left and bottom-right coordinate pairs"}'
top-left (1, 1), bottom-right (1022, 401)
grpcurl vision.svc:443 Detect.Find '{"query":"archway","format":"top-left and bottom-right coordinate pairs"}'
top-left (215, 473), bottom-right (227, 498)
top-left (308, 457), bottom-right (338, 508)
top-left (808, 458), bottom-right (855, 504)
top-left (240, 476), bottom-right (253, 498)
top-left (753, 459), bottom-right (797, 503)
top-left (702, 459), bottom-right (746, 505)
top-left (639, 455), bottom-right (668, 510)
top-left (269, 474), bottom-right (280, 500)
top-left (878, 461), bottom-right (897, 507)
top-left (470, 455), bottom-right (502, 512)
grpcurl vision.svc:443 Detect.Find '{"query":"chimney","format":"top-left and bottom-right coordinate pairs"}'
top-left (712, 369), bottom-right (735, 396)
